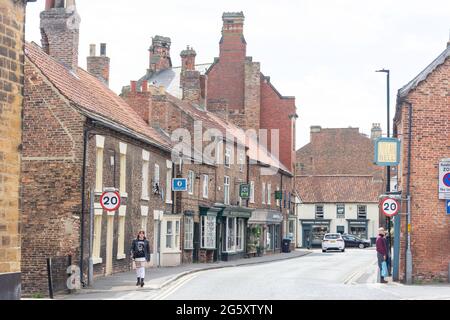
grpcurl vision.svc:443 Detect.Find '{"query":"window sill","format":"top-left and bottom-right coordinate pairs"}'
top-left (161, 250), bottom-right (182, 254)
top-left (116, 254), bottom-right (126, 260)
top-left (165, 200), bottom-right (173, 204)
top-left (92, 257), bottom-right (103, 265)
top-left (200, 247), bottom-right (216, 250)
top-left (141, 197), bottom-right (150, 201)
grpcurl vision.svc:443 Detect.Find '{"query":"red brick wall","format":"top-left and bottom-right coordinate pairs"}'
top-left (260, 79), bottom-right (296, 172)
top-left (395, 56), bottom-right (450, 283)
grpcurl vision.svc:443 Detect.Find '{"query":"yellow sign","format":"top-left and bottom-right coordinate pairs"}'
top-left (408, 224), bottom-right (411, 233)
top-left (375, 138), bottom-right (400, 166)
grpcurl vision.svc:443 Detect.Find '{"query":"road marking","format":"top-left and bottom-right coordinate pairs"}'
top-left (151, 273), bottom-right (199, 300)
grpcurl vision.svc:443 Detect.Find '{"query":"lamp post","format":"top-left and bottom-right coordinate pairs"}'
top-left (376, 68), bottom-right (392, 275)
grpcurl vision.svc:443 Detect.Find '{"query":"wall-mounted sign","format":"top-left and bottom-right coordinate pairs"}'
top-left (439, 159), bottom-right (450, 200)
top-left (239, 184), bottom-right (250, 199)
top-left (374, 138), bottom-right (401, 166)
top-left (275, 191), bottom-right (283, 200)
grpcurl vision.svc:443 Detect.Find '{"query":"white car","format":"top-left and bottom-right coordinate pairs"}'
top-left (322, 233), bottom-right (345, 252)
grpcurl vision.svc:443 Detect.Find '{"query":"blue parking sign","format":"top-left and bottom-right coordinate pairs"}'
top-left (447, 200), bottom-right (450, 215)
top-left (172, 178), bottom-right (187, 192)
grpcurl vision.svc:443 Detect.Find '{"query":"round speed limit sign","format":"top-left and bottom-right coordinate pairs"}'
top-left (381, 198), bottom-right (399, 217)
top-left (100, 191), bottom-right (121, 211)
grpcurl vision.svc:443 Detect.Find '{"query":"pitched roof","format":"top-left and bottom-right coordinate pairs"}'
top-left (296, 175), bottom-right (383, 203)
top-left (25, 42), bottom-right (172, 151)
top-left (398, 45), bottom-right (450, 99)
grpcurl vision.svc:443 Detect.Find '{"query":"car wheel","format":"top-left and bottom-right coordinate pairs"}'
top-left (359, 243), bottom-right (365, 249)
top-left (341, 249), bottom-right (345, 252)
top-left (322, 250), bottom-right (326, 253)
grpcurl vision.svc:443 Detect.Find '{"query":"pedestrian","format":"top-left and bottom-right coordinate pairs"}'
top-left (385, 232), bottom-right (392, 276)
top-left (376, 227), bottom-right (388, 283)
top-left (130, 230), bottom-right (151, 288)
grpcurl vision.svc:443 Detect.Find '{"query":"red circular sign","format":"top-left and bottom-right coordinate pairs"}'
top-left (381, 198), bottom-right (399, 217)
top-left (443, 173), bottom-right (450, 187)
top-left (100, 191), bottom-right (121, 211)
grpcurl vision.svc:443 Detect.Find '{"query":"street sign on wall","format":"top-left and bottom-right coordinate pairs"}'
top-left (446, 200), bottom-right (450, 215)
top-left (439, 159), bottom-right (450, 199)
top-left (374, 138), bottom-right (401, 166)
top-left (239, 184), bottom-right (250, 199)
top-left (172, 178), bottom-right (187, 192)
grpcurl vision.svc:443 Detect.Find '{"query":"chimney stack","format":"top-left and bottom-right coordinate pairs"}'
top-left (87, 43), bottom-right (110, 86)
top-left (371, 123), bottom-right (382, 140)
top-left (149, 35), bottom-right (172, 74)
top-left (40, 0), bottom-right (81, 71)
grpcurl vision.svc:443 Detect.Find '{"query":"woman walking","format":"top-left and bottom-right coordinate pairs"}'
top-left (130, 230), bottom-right (151, 287)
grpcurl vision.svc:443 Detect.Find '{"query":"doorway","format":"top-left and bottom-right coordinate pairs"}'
top-left (193, 222), bottom-right (200, 263)
top-left (302, 226), bottom-right (311, 249)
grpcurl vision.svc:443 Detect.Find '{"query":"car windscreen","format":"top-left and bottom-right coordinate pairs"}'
top-left (324, 234), bottom-right (341, 240)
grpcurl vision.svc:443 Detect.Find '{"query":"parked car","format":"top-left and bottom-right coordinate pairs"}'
top-left (322, 233), bottom-right (345, 252)
top-left (342, 234), bottom-right (371, 249)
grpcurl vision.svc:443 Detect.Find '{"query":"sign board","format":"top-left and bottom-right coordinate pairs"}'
top-left (374, 138), bottom-right (401, 166)
top-left (447, 200), bottom-right (450, 215)
top-left (172, 178), bottom-right (187, 192)
top-left (439, 159), bottom-right (450, 199)
top-left (239, 184), bottom-right (250, 199)
top-left (381, 197), bottom-right (400, 218)
top-left (100, 190), bottom-right (121, 212)
top-left (275, 191), bottom-right (283, 200)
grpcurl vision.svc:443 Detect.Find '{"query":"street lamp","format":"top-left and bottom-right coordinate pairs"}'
top-left (376, 68), bottom-right (392, 274)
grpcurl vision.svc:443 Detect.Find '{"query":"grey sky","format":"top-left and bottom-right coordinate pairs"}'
top-left (25, 0), bottom-right (450, 150)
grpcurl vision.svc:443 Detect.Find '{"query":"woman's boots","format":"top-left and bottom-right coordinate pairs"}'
top-left (136, 277), bottom-right (141, 286)
top-left (140, 278), bottom-right (144, 287)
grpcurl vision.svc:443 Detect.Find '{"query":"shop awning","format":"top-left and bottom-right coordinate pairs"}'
top-left (199, 206), bottom-right (221, 217)
top-left (248, 210), bottom-right (284, 224)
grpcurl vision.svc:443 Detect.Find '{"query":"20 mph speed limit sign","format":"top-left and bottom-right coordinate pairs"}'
top-left (100, 191), bottom-right (121, 211)
top-left (381, 198), bottom-right (399, 217)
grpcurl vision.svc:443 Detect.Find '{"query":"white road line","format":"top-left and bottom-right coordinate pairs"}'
top-left (151, 273), bottom-right (199, 300)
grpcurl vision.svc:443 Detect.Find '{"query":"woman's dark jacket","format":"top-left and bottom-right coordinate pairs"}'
top-left (130, 238), bottom-right (151, 262)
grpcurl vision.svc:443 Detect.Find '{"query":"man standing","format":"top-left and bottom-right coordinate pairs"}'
top-left (376, 228), bottom-right (388, 283)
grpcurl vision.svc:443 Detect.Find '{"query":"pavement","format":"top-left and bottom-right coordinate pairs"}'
top-left (58, 249), bottom-right (312, 299)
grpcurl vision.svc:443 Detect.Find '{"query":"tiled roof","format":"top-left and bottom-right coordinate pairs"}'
top-left (398, 45), bottom-right (450, 99)
top-left (25, 42), bottom-right (172, 150)
top-left (296, 175), bottom-right (383, 203)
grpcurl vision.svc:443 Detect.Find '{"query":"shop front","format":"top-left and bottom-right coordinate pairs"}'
top-left (300, 219), bottom-right (331, 248)
top-left (217, 206), bottom-right (253, 261)
top-left (247, 210), bottom-right (284, 256)
top-left (347, 219), bottom-right (369, 240)
top-left (193, 207), bottom-right (220, 263)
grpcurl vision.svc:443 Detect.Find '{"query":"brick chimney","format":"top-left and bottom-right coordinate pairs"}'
top-left (182, 70), bottom-right (201, 105)
top-left (40, 0), bottom-right (81, 71)
top-left (371, 123), bottom-right (382, 140)
top-left (149, 35), bottom-right (172, 73)
top-left (87, 43), bottom-right (110, 86)
top-left (220, 12), bottom-right (246, 60)
top-left (180, 46), bottom-right (196, 72)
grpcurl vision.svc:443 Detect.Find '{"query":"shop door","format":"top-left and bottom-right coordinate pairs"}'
top-left (193, 222), bottom-right (200, 263)
top-left (302, 226), bottom-right (312, 249)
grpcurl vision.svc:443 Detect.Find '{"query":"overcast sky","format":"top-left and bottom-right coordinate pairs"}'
top-left (25, 0), bottom-right (450, 149)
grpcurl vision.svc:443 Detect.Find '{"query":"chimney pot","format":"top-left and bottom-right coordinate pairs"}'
top-left (89, 44), bottom-right (96, 57)
top-left (45, 0), bottom-right (55, 10)
top-left (100, 43), bottom-right (107, 56)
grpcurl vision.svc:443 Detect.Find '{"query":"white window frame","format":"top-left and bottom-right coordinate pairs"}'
top-left (175, 221), bottom-right (180, 250)
top-left (117, 206), bottom-right (126, 260)
top-left (226, 217), bottom-right (236, 252)
top-left (188, 170), bottom-right (194, 195)
top-left (262, 182), bottom-right (266, 204)
top-left (95, 135), bottom-right (105, 193)
top-left (267, 184), bottom-right (272, 205)
top-left (236, 218), bottom-right (245, 251)
top-left (225, 147), bottom-right (231, 168)
top-left (224, 176), bottom-right (230, 205)
top-left (201, 215), bottom-right (216, 249)
top-left (119, 143), bottom-right (127, 197)
top-left (315, 205), bottom-right (324, 219)
top-left (250, 181), bottom-right (255, 204)
top-left (166, 160), bottom-right (173, 204)
top-left (203, 174), bottom-right (209, 199)
top-left (184, 216), bottom-right (194, 249)
top-left (141, 150), bottom-right (150, 200)
top-left (154, 163), bottom-right (160, 193)
top-left (166, 221), bottom-right (173, 249)
top-left (357, 205), bottom-right (367, 220)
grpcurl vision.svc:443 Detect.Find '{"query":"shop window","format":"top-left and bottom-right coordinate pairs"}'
top-left (274, 225), bottom-right (281, 249)
top-left (337, 226), bottom-right (345, 234)
top-left (236, 219), bottom-right (245, 251)
top-left (226, 217), bottom-right (236, 252)
top-left (350, 226), bottom-right (367, 240)
top-left (312, 226), bottom-right (329, 246)
top-left (184, 216), bottom-right (194, 250)
top-left (267, 225), bottom-right (274, 250)
top-left (337, 204), bottom-right (345, 218)
top-left (357, 205), bottom-right (367, 219)
top-left (315, 205), bottom-right (324, 219)
top-left (201, 215), bottom-right (216, 249)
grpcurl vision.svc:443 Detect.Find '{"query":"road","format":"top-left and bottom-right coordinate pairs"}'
top-left (67, 248), bottom-right (450, 300)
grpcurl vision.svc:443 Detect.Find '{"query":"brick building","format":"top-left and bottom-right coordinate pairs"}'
top-left (21, 1), bottom-right (176, 295)
top-left (295, 126), bottom-right (384, 247)
top-left (394, 40), bottom-right (450, 283)
top-left (0, 0), bottom-right (34, 301)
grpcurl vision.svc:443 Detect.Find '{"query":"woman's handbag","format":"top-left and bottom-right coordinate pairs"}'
top-left (381, 261), bottom-right (388, 278)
